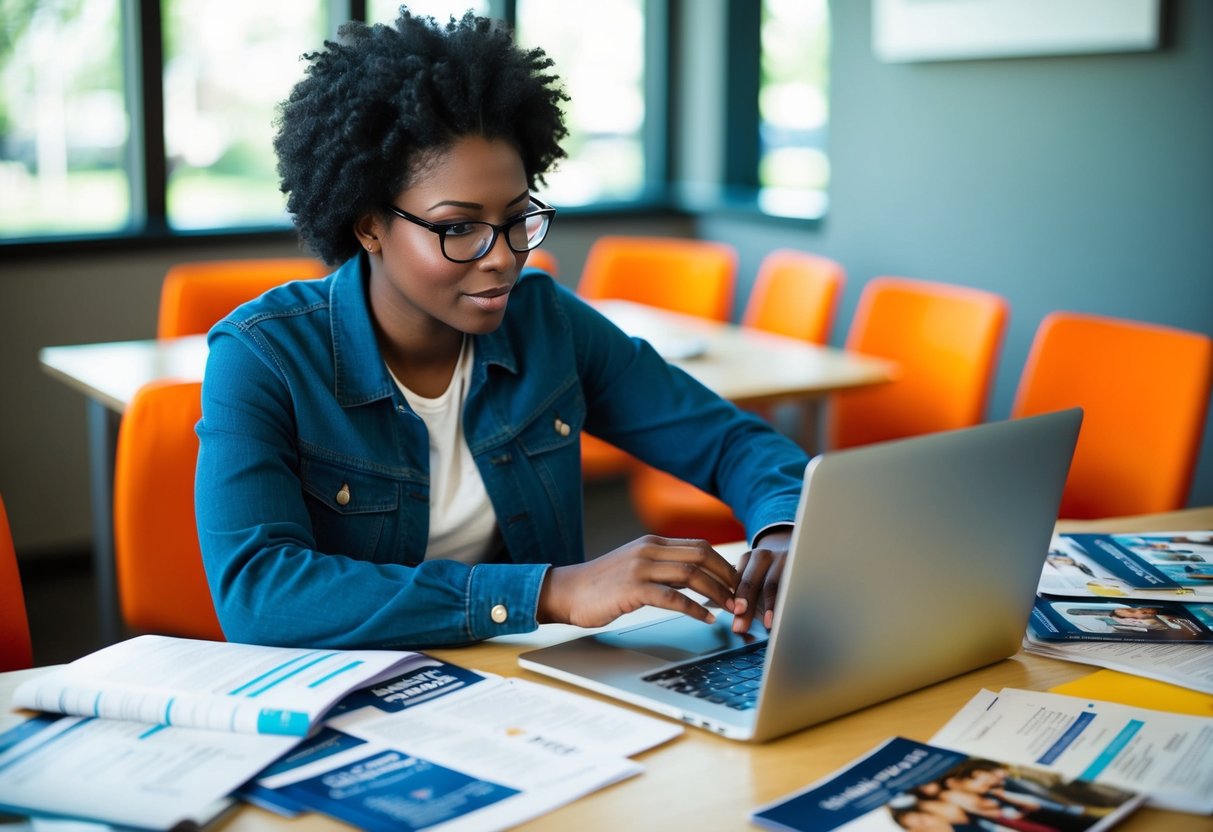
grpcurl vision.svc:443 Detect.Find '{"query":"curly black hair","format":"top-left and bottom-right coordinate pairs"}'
top-left (274, 8), bottom-right (568, 265)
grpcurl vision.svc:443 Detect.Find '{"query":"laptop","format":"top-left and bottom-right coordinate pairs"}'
top-left (519, 408), bottom-right (1082, 742)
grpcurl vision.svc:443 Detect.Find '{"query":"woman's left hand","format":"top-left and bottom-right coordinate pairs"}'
top-left (731, 527), bottom-right (793, 633)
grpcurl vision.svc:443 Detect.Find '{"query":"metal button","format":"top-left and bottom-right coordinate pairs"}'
top-left (554, 418), bottom-right (571, 437)
top-left (490, 604), bottom-right (508, 624)
top-left (336, 484), bottom-right (351, 506)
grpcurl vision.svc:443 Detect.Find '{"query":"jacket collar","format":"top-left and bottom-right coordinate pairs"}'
top-left (328, 255), bottom-right (521, 408)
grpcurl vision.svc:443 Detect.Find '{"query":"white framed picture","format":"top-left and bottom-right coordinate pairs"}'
top-left (872, 0), bottom-right (1162, 63)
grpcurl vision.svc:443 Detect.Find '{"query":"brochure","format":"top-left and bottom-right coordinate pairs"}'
top-left (1028, 597), bottom-right (1213, 643)
top-left (750, 735), bottom-right (1142, 832)
top-left (1040, 532), bottom-right (1213, 601)
top-left (930, 687), bottom-right (1213, 814)
top-left (11, 634), bottom-right (439, 736)
top-left (1023, 636), bottom-right (1213, 695)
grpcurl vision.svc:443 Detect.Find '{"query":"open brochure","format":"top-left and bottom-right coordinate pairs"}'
top-left (930, 687), bottom-right (1213, 815)
top-left (1041, 531), bottom-right (1213, 601)
top-left (750, 735), bottom-right (1142, 832)
top-left (11, 634), bottom-right (436, 736)
top-left (1028, 596), bottom-right (1213, 643)
top-left (1022, 636), bottom-right (1213, 695)
top-left (1, 638), bottom-right (681, 831)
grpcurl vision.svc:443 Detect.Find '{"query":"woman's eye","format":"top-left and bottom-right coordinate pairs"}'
top-left (444, 222), bottom-right (478, 237)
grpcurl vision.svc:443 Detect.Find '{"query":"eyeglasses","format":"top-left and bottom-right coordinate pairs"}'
top-left (386, 196), bottom-right (556, 264)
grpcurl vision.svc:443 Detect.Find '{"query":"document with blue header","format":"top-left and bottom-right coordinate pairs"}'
top-left (10, 634), bottom-right (434, 736)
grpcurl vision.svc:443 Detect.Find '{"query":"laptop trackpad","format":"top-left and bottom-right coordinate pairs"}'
top-left (594, 613), bottom-right (764, 663)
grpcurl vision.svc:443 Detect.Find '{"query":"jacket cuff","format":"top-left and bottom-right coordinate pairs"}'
top-left (465, 562), bottom-right (551, 641)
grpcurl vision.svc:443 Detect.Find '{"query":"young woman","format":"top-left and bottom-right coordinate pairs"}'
top-left (195, 9), bottom-right (809, 649)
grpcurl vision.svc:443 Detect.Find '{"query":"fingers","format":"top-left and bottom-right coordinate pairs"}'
top-left (732, 546), bottom-right (786, 633)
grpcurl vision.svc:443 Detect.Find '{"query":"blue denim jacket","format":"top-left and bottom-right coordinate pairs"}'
top-left (196, 255), bottom-right (808, 649)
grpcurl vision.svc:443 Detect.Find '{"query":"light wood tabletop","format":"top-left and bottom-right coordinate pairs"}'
top-left (207, 507), bottom-right (1212, 831)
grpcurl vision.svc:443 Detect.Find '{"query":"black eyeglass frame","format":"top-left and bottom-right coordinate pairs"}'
top-left (385, 196), bottom-right (556, 263)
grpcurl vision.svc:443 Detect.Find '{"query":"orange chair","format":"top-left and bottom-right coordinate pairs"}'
top-left (1012, 312), bottom-right (1213, 519)
top-left (827, 276), bottom-right (1009, 451)
top-left (578, 236), bottom-right (739, 480)
top-left (0, 493), bottom-right (33, 671)
top-left (113, 380), bottom-right (224, 640)
top-left (525, 248), bottom-right (559, 277)
top-left (628, 250), bottom-right (846, 543)
top-left (157, 257), bottom-right (329, 339)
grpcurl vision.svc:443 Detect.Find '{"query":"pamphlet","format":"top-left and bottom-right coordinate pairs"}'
top-left (1041, 531), bottom-right (1213, 601)
top-left (1028, 596), bottom-right (1213, 643)
top-left (930, 687), bottom-right (1213, 814)
top-left (1022, 636), bottom-right (1213, 695)
top-left (750, 735), bottom-right (1142, 832)
top-left (11, 634), bottom-right (439, 736)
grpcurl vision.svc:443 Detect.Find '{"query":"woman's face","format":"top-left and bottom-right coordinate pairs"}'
top-left (367, 134), bottom-right (534, 339)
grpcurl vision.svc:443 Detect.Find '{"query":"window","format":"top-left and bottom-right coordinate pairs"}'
top-left (515, 0), bottom-right (648, 206)
top-left (757, 0), bottom-right (830, 218)
top-left (367, 0), bottom-right (489, 23)
top-left (0, 0), bottom-right (130, 238)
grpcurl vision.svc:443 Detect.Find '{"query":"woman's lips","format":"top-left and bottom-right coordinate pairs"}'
top-left (464, 284), bottom-right (512, 311)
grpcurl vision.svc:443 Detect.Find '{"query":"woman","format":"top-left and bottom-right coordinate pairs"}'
top-left (195, 9), bottom-right (809, 649)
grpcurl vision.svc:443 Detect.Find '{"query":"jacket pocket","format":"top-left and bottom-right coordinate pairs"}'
top-left (300, 455), bottom-right (400, 562)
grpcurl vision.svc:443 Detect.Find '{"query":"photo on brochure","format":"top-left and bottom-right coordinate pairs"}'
top-left (1040, 533), bottom-right (1213, 600)
top-left (750, 736), bottom-right (1142, 832)
top-left (1028, 597), bottom-right (1213, 643)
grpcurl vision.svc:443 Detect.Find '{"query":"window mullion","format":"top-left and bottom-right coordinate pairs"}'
top-left (136, 0), bottom-right (167, 232)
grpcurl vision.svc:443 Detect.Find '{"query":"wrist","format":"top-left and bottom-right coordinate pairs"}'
top-left (536, 565), bottom-right (570, 624)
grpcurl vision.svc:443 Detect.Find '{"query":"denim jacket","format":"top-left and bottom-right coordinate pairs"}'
top-left (196, 255), bottom-right (809, 649)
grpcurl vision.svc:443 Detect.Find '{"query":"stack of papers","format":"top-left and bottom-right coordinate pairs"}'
top-left (0, 635), bottom-right (681, 830)
top-left (1025, 531), bottom-right (1213, 694)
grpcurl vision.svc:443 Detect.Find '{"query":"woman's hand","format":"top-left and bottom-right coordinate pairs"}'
top-left (732, 527), bottom-right (792, 634)
top-left (537, 535), bottom-right (737, 628)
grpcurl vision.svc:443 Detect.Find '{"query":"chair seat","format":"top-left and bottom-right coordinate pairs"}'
top-left (629, 465), bottom-right (745, 544)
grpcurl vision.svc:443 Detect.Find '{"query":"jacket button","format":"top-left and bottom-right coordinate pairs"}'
top-left (554, 418), bottom-right (571, 437)
top-left (490, 604), bottom-right (508, 624)
top-left (336, 484), bottom-right (351, 506)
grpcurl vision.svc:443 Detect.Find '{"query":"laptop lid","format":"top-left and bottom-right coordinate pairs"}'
top-left (519, 409), bottom-right (1082, 742)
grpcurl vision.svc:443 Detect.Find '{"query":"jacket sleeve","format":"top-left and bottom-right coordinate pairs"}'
top-left (195, 328), bottom-right (548, 649)
top-left (560, 289), bottom-right (810, 541)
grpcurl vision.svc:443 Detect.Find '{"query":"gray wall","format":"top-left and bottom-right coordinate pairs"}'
top-left (699, 0), bottom-right (1213, 508)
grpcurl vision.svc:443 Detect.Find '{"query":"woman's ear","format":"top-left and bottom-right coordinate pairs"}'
top-left (353, 212), bottom-right (383, 255)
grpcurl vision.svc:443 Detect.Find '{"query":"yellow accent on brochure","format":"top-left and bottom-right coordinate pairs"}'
top-left (1050, 669), bottom-right (1213, 716)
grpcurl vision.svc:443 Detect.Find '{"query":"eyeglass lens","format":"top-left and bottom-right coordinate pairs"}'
top-left (443, 209), bottom-right (550, 262)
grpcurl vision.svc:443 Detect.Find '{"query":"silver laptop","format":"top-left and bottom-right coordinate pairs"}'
top-left (519, 409), bottom-right (1082, 742)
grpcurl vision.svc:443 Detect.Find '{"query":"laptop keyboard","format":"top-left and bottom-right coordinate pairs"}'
top-left (642, 644), bottom-right (766, 711)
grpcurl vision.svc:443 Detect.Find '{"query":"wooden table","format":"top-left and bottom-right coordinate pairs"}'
top-left (38, 307), bottom-right (892, 645)
top-left (3, 508), bottom-right (1210, 830)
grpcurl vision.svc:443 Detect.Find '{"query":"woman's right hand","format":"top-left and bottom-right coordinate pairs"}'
top-left (536, 535), bottom-right (738, 628)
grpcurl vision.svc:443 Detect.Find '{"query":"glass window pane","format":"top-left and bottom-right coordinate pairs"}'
top-left (163, 0), bottom-right (327, 230)
top-left (516, 0), bottom-right (646, 206)
top-left (759, 0), bottom-right (829, 217)
top-left (367, 0), bottom-right (489, 24)
top-left (0, 0), bottom-right (130, 238)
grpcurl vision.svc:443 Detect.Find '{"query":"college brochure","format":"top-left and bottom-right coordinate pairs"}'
top-left (1022, 637), bottom-right (1213, 695)
top-left (1028, 596), bottom-right (1213, 643)
top-left (1040, 531), bottom-right (1213, 601)
top-left (930, 687), bottom-right (1213, 814)
top-left (750, 735), bottom-right (1142, 832)
top-left (11, 634), bottom-right (440, 736)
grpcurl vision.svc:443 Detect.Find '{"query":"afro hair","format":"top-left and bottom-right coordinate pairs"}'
top-left (274, 8), bottom-right (568, 265)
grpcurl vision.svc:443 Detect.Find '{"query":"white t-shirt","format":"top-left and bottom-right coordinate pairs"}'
top-left (390, 338), bottom-right (499, 563)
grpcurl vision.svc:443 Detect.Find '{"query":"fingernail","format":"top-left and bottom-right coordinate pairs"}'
top-left (705, 612), bottom-right (716, 624)
top-left (734, 598), bottom-right (747, 615)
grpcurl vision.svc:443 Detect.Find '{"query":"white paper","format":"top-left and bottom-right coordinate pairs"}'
top-left (12, 634), bottom-right (431, 736)
top-left (1022, 636), bottom-right (1213, 695)
top-left (931, 687), bottom-right (1213, 814)
top-left (0, 714), bottom-right (294, 829)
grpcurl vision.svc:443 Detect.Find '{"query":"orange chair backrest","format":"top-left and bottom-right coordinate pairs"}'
top-left (577, 236), bottom-right (737, 321)
top-left (157, 257), bottom-right (329, 339)
top-left (742, 249), bottom-right (844, 344)
top-left (0, 493), bottom-right (33, 671)
top-left (114, 380), bottom-right (224, 640)
top-left (829, 276), bottom-right (1009, 450)
top-left (1012, 312), bottom-right (1213, 519)
top-left (525, 248), bottom-right (559, 277)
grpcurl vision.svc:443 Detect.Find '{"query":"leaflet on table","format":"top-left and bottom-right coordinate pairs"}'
top-left (11, 634), bottom-right (436, 736)
top-left (0, 712), bottom-right (296, 830)
top-left (930, 687), bottom-right (1213, 814)
top-left (242, 658), bottom-right (680, 829)
top-left (1028, 596), bottom-right (1213, 643)
top-left (1041, 531), bottom-right (1213, 600)
top-left (750, 735), bottom-right (1142, 832)
top-left (1022, 636), bottom-right (1213, 695)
